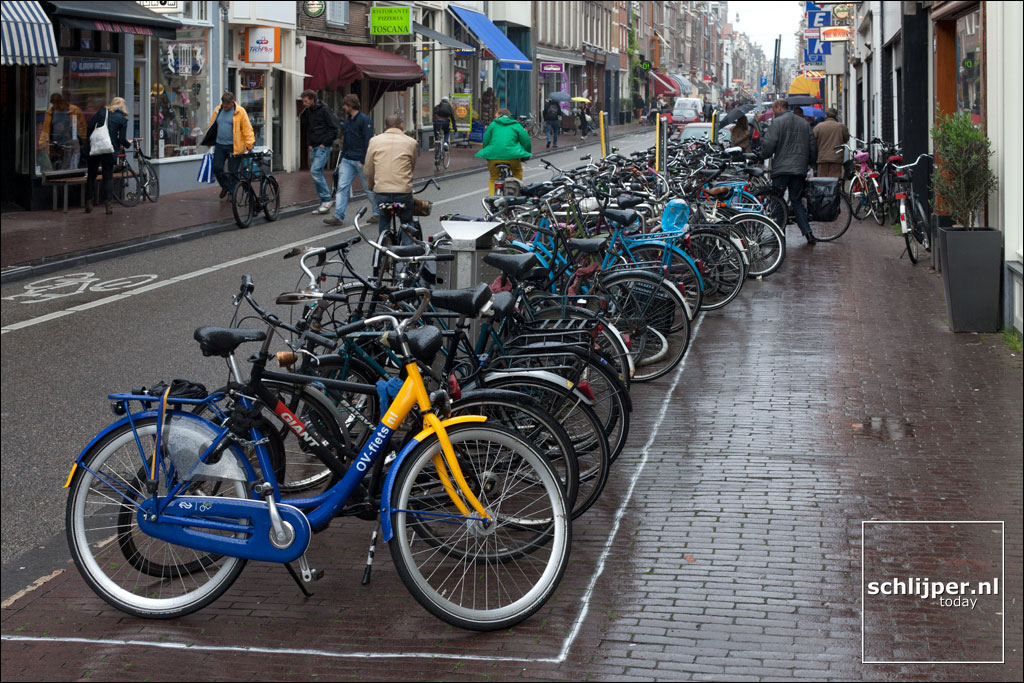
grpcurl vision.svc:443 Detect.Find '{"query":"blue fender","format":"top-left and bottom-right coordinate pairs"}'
top-left (379, 415), bottom-right (487, 542)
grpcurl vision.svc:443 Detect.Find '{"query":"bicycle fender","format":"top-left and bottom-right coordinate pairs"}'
top-left (599, 320), bottom-right (638, 379)
top-left (64, 410), bottom-right (258, 488)
top-left (378, 415), bottom-right (487, 543)
top-left (481, 369), bottom-right (596, 405)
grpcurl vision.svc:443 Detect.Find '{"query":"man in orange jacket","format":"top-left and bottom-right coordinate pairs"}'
top-left (201, 92), bottom-right (255, 198)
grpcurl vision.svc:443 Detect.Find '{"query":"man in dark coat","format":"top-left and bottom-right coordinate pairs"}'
top-left (760, 98), bottom-right (819, 244)
top-left (323, 94), bottom-right (379, 227)
top-left (300, 89), bottom-right (340, 214)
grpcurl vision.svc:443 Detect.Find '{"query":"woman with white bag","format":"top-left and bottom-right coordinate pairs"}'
top-left (83, 97), bottom-right (130, 215)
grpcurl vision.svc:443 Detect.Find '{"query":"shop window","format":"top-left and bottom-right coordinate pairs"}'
top-left (151, 27), bottom-right (212, 158)
top-left (34, 57), bottom-right (118, 176)
top-left (327, 2), bottom-right (350, 27)
top-left (955, 8), bottom-right (982, 124)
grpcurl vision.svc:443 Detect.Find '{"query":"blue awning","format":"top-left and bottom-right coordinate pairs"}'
top-left (448, 6), bottom-right (532, 72)
top-left (1, 1), bottom-right (58, 66)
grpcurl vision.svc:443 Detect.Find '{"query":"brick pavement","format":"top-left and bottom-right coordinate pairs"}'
top-left (2, 217), bottom-right (1021, 681)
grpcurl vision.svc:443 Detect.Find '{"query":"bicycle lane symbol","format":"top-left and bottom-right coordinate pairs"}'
top-left (2, 273), bottom-right (160, 304)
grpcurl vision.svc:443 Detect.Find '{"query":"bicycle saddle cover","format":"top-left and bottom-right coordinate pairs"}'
top-left (615, 194), bottom-right (645, 209)
top-left (387, 326), bottom-right (443, 365)
top-left (430, 284), bottom-right (491, 317)
top-left (520, 182), bottom-right (554, 197)
top-left (389, 244), bottom-right (426, 258)
top-left (599, 208), bottom-right (638, 227)
top-left (488, 291), bottom-right (514, 322)
top-left (705, 186), bottom-right (731, 197)
top-left (193, 326), bottom-right (266, 357)
top-left (567, 237), bottom-right (608, 254)
top-left (483, 252), bottom-right (539, 279)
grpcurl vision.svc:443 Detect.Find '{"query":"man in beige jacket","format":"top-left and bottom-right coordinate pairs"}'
top-left (365, 112), bottom-right (418, 241)
top-left (813, 108), bottom-right (850, 179)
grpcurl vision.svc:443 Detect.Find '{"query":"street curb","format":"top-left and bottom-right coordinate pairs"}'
top-left (0, 128), bottom-right (643, 285)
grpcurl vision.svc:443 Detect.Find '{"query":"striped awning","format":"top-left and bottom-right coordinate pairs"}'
top-left (1, 1), bottom-right (58, 66)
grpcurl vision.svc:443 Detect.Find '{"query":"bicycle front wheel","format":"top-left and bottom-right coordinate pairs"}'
top-left (141, 159), bottom-right (160, 202)
top-left (261, 176), bottom-right (280, 221)
top-left (232, 183), bottom-right (255, 228)
top-left (730, 213), bottom-right (785, 278)
top-left (113, 166), bottom-right (142, 207)
top-left (66, 416), bottom-right (250, 618)
top-left (389, 424), bottom-right (571, 631)
top-left (812, 191), bottom-right (854, 242)
top-left (684, 229), bottom-right (745, 310)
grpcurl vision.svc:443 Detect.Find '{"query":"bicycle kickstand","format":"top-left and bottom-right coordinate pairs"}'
top-left (361, 521), bottom-right (381, 585)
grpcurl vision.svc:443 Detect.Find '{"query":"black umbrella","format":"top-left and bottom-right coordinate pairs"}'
top-left (548, 92), bottom-right (571, 103)
top-left (786, 94), bottom-right (822, 107)
top-left (738, 103), bottom-right (755, 113)
top-left (720, 108), bottom-right (747, 126)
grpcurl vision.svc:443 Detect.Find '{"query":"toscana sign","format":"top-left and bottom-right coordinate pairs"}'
top-left (370, 6), bottom-right (412, 35)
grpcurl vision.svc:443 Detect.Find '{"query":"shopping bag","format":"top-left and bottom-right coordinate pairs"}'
top-left (196, 152), bottom-right (215, 183)
top-left (88, 112), bottom-right (114, 156)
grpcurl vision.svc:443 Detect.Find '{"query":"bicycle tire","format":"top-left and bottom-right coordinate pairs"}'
top-left (598, 272), bottom-right (690, 382)
top-left (751, 187), bottom-right (789, 229)
top-left (140, 158), bottom-right (160, 202)
top-left (66, 416), bottom-right (250, 618)
top-left (729, 213), bottom-right (785, 277)
top-left (812, 190), bottom-right (854, 242)
top-left (911, 196), bottom-right (931, 252)
top-left (389, 423), bottom-right (570, 631)
top-left (113, 164), bottom-right (142, 207)
top-left (849, 176), bottom-right (870, 220)
top-left (624, 243), bottom-right (704, 320)
top-left (451, 391), bottom-right (580, 516)
top-left (684, 229), bottom-right (745, 310)
top-left (442, 147), bottom-right (451, 170)
top-left (261, 176), bottom-right (280, 221)
top-left (480, 374), bottom-right (610, 516)
top-left (232, 183), bottom-right (255, 228)
top-left (870, 178), bottom-right (886, 226)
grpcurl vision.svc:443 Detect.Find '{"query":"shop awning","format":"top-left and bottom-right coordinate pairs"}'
top-left (649, 71), bottom-right (680, 97)
top-left (304, 40), bottom-right (422, 109)
top-left (412, 21), bottom-right (474, 52)
top-left (43, 1), bottom-right (181, 40)
top-left (669, 74), bottom-right (693, 96)
top-left (2, 1), bottom-right (57, 66)
top-left (448, 6), bottom-right (532, 71)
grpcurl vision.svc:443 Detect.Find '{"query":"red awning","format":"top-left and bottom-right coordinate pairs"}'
top-left (304, 40), bottom-right (423, 92)
top-left (649, 71), bottom-right (680, 97)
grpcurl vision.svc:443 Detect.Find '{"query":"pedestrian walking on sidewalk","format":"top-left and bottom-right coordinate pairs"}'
top-left (323, 94), bottom-right (378, 227)
top-left (813, 108), bottom-right (850, 179)
top-left (201, 92), bottom-right (255, 200)
top-left (365, 111), bottom-right (417, 253)
top-left (83, 97), bottom-right (130, 215)
top-left (543, 98), bottom-right (561, 149)
top-left (300, 89), bottom-right (340, 215)
top-left (760, 98), bottom-right (819, 244)
top-left (476, 108), bottom-right (531, 196)
top-left (578, 104), bottom-right (592, 140)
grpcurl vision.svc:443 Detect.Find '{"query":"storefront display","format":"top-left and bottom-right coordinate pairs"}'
top-left (239, 69), bottom-right (266, 146)
top-left (151, 27), bottom-right (211, 158)
top-left (955, 7), bottom-right (981, 123)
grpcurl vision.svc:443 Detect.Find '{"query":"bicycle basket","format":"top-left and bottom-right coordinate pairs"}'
top-left (842, 158), bottom-right (855, 181)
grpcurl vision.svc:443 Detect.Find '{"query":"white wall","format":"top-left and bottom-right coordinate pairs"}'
top-left (488, 1), bottom-right (531, 27)
top-left (229, 1), bottom-right (297, 27)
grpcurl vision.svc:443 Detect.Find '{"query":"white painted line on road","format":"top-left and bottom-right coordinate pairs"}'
top-left (0, 315), bottom-right (704, 665)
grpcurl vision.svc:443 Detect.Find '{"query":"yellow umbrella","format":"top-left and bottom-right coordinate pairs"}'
top-left (571, 96), bottom-right (591, 103)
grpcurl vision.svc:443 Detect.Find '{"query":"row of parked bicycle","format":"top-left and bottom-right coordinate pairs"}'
top-left (64, 134), bottom-right (841, 632)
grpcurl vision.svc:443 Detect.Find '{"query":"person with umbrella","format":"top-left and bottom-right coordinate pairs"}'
top-left (730, 115), bottom-right (752, 153)
top-left (543, 94), bottom-right (565, 148)
top-left (573, 97), bottom-right (592, 140)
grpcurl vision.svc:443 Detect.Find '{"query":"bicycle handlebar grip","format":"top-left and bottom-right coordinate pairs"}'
top-left (434, 254), bottom-right (455, 262)
top-left (321, 291), bottom-right (349, 302)
top-left (323, 235), bottom-right (361, 252)
top-left (335, 320), bottom-right (367, 336)
top-left (303, 330), bottom-right (337, 351)
top-left (356, 206), bottom-right (367, 219)
top-left (240, 274), bottom-right (255, 295)
top-left (388, 288), bottom-right (420, 303)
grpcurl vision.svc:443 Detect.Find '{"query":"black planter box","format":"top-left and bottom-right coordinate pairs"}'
top-left (937, 226), bottom-right (1002, 332)
top-left (931, 214), bottom-right (954, 272)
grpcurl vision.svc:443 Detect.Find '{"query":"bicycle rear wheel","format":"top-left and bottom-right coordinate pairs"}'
top-left (389, 424), bottom-right (571, 631)
top-left (812, 191), bottom-right (854, 242)
top-left (442, 146), bottom-right (451, 170)
top-left (730, 213), bottom-right (785, 277)
top-left (849, 177), bottom-right (870, 220)
top-left (232, 183), bottom-right (255, 228)
top-left (684, 229), bottom-right (745, 310)
top-left (261, 176), bottom-right (280, 221)
top-left (66, 416), bottom-right (250, 618)
top-left (140, 159), bottom-right (160, 202)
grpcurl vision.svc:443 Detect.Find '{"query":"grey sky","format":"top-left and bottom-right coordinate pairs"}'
top-left (727, 1), bottom-right (805, 61)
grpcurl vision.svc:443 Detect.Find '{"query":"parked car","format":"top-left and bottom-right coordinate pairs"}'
top-left (677, 122), bottom-right (735, 145)
top-left (667, 103), bottom-right (701, 128)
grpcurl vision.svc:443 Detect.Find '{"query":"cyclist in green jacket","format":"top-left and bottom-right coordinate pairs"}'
top-left (475, 108), bottom-right (531, 196)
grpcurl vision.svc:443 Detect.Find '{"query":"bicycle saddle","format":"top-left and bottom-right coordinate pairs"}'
top-left (488, 291), bottom-right (514, 322)
top-left (887, 155), bottom-right (903, 163)
top-left (739, 167), bottom-right (765, 178)
top-left (193, 326), bottom-right (266, 358)
top-left (600, 208), bottom-right (638, 227)
top-left (615, 194), bottom-right (645, 209)
top-left (386, 326), bottom-right (443, 365)
top-left (389, 244), bottom-right (426, 258)
top-left (520, 182), bottom-right (554, 198)
top-left (483, 252), bottom-right (539, 279)
top-left (567, 237), bottom-right (608, 254)
top-left (705, 186), bottom-right (731, 197)
top-left (430, 284), bottom-right (491, 317)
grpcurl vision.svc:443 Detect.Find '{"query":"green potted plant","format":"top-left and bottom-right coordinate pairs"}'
top-left (930, 111), bottom-right (1001, 332)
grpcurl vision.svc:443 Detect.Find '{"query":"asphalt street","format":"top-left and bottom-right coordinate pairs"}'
top-left (0, 133), bottom-right (654, 595)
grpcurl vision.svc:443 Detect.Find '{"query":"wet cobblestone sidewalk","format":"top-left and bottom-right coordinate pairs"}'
top-left (2, 218), bottom-right (1021, 681)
